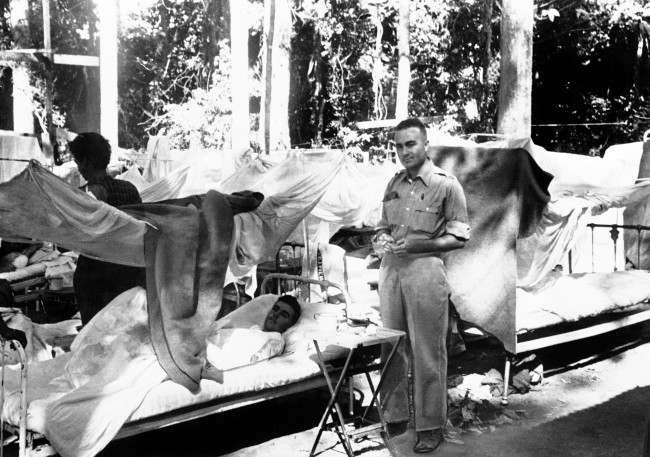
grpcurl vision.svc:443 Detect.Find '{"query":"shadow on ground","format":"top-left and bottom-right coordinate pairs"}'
top-left (387, 385), bottom-right (650, 457)
top-left (97, 390), bottom-right (330, 457)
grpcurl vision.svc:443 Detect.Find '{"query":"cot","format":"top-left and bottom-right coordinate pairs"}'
top-left (499, 223), bottom-right (650, 403)
top-left (0, 274), bottom-right (382, 457)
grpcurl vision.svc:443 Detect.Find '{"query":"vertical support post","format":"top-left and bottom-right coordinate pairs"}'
top-left (302, 219), bottom-right (311, 302)
top-left (567, 249), bottom-right (573, 274)
top-left (343, 253), bottom-right (350, 295)
top-left (501, 357), bottom-right (511, 406)
top-left (41, 0), bottom-right (54, 159)
top-left (638, 226), bottom-right (642, 269)
top-left (230, 0), bottom-right (250, 154)
top-left (610, 225), bottom-right (619, 272)
top-left (97, 0), bottom-right (119, 149)
top-left (9, 0), bottom-right (33, 134)
top-left (590, 224), bottom-right (595, 273)
top-left (395, 0), bottom-right (410, 120)
top-left (42, 0), bottom-right (51, 51)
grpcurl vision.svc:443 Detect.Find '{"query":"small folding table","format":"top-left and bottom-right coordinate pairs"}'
top-left (309, 327), bottom-right (405, 457)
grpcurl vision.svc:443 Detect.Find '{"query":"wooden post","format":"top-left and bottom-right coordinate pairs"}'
top-left (395, 0), bottom-right (410, 120)
top-left (496, 0), bottom-right (533, 138)
top-left (9, 0), bottom-right (33, 134)
top-left (41, 0), bottom-right (53, 157)
top-left (42, 0), bottom-right (51, 51)
top-left (261, 0), bottom-right (291, 156)
top-left (97, 0), bottom-right (119, 149)
top-left (371, 4), bottom-right (384, 119)
top-left (230, 0), bottom-right (250, 153)
top-left (262, 0), bottom-right (275, 154)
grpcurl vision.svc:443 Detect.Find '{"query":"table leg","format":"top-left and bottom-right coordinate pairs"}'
top-left (310, 341), bottom-right (355, 457)
top-left (361, 335), bottom-right (402, 425)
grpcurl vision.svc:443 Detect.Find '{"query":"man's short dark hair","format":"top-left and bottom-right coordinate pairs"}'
top-left (277, 295), bottom-right (301, 325)
top-left (394, 118), bottom-right (427, 138)
top-left (69, 132), bottom-right (112, 171)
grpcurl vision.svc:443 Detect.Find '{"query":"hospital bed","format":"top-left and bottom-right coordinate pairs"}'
top-left (0, 274), bottom-right (383, 457)
top-left (501, 223), bottom-right (650, 403)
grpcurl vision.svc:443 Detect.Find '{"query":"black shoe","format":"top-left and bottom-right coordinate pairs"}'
top-left (386, 420), bottom-right (408, 437)
top-left (413, 429), bottom-right (443, 453)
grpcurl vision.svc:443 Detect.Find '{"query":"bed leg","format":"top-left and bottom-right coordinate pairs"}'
top-left (501, 357), bottom-right (511, 406)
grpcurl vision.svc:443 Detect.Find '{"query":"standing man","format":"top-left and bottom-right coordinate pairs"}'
top-left (374, 118), bottom-right (470, 453)
top-left (70, 132), bottom-right (145, 324)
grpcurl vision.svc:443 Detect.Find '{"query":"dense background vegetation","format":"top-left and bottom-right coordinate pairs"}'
top-left (1, 0), bottom-right (649, 155)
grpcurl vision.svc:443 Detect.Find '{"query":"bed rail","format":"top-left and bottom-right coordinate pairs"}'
top-left (0, 338), bottom-right (28, 457)
top-left (587, 223), bottom-right (650, 271)
top-left (260, 273), bottom-right (352, 321)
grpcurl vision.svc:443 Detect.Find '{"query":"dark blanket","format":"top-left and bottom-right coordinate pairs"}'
top-left (125, 190), bottom-right (262, 392)
top-left (429, 146), bottom-right (552, 352)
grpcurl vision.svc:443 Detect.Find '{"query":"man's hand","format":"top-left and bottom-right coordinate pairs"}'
top-left (387, 239), bottom-right (412, 257)
top-left (372, 233), bottom-right (395, 256)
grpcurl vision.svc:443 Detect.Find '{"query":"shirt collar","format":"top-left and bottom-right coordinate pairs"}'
top-left (402, 159), bottom-right (443, 187)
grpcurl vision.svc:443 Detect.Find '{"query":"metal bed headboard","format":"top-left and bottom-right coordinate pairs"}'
top-left (586, 223), bottom-right (650, 271)
top-left (259, 273), bottom-right (352, 321)
top-left (0, 339), bottom-right (27, 457)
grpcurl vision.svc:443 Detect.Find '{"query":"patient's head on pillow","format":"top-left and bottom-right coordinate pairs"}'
top-left (263, 295), bottom-right (301, 333)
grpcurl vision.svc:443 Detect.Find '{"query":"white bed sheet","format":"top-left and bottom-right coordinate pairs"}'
top-left (0, 297), bottom-right (359, 436)
top-left (517, 270), bottom-right (650, 331)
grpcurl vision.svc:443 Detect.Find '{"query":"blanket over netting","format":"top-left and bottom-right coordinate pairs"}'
top-left (0, 152), bottom-right (344, 390)
top-left (429, 145), bottom-right (552, 352)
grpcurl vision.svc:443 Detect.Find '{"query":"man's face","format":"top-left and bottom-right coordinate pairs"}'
top-left (394, 126), bottom-right (428, 173)
top-left (263, 300), bottom-right (297, 333)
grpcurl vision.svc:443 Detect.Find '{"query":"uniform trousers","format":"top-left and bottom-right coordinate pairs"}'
top-left (379, 253), bottom-right (449, 431)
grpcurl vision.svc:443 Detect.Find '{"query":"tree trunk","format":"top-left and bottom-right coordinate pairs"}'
top-left (230, 0), bottom-right (249, 153)
top-left (261, 0), bottom-right (291, 155)
top-left (395, 0), bottom-right (410, 120)
top-left (496, 0), bottom-right (533, 138)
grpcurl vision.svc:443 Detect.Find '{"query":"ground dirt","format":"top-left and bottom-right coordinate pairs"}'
top-left (90, 321), bottom-right (650, 457)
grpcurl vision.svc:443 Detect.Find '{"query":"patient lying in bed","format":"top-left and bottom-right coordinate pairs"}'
top-left (202, 295), bottom-right (301, 382)
top-left (62, 288), bottom-right (303, 389)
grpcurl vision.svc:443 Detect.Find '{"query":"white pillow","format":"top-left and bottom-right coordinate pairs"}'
top-left (215, 294), bottom-right (277, 330)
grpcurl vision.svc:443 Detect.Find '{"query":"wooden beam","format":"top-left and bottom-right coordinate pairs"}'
top-left (52, 54), bottom-right (100, 67)
top-left (355, 116), bottom-right (442, 130)
top-left (0, 50), bottom-right (99, 67)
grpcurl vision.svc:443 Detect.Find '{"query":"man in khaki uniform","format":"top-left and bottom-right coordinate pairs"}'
top-left (374, 118), bottom-right (470, 453)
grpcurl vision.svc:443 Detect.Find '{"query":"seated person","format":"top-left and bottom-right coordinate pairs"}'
top-left (0, 279), bottom-right (27, 348)
top-left (202, 294), bottom-right (301, 382)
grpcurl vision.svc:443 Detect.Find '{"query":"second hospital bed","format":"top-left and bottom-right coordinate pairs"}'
top-left (0, 274), bottom-right (387, 457)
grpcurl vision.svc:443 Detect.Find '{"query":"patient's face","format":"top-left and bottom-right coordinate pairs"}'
top-left (263, 301), bottom-right (297, 333)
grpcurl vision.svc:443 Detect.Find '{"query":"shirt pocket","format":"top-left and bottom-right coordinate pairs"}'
top-left (412, 201), bottom-right (442, 234)
top-left (383, 198), bottom-right (401, 223)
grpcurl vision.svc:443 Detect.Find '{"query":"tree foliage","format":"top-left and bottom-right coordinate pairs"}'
top-left (3, 0), bottom-right (650, 156)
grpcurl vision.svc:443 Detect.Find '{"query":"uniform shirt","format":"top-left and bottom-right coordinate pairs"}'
top-left (378, 159), bottom-right (470, 242)
top-left (84, 175), bottom-right (142, 207)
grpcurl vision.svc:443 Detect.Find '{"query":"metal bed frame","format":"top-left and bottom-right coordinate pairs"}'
top-left (501, 223), bottom-right (650, 404)
top-left (0, 274), bottom-right (370, 457)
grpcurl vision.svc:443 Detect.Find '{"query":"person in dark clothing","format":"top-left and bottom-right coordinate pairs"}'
top-left (70, 132), bottom-right (146, 325)
top-left (0, 279), bottom-right (27, 348)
